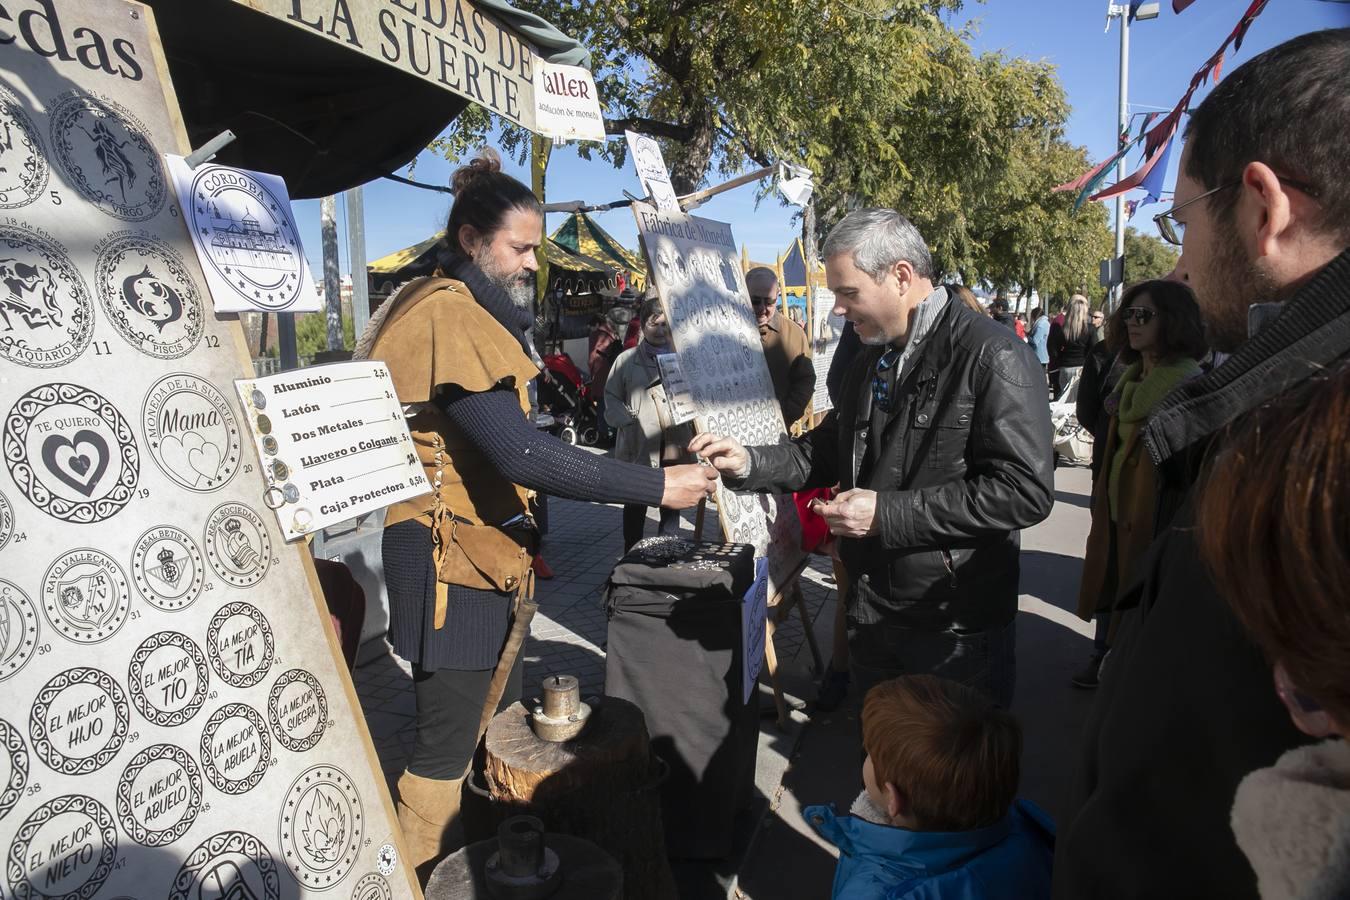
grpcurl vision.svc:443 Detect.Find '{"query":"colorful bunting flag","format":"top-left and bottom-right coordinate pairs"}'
top-left (1138, 132), bottom-right (1175, 210)
top-left (1085, 0), bottom-right (1270, 203)
top-left (1174, 0), bottom-right (1199, 12)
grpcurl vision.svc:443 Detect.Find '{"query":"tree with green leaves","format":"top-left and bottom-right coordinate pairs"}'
top-left (1123, 226), bottom-right (1180, 284)
top-left (434, 0), bottom-right (1111, 299)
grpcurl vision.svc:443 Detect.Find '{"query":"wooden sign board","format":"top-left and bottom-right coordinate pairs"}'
top-left (810, 287), bottom-right (845, 415)
top-left (0, 3), bottom-right (419, 898)
top-left (632, 201), bottom-right (803, 600)
top-left (230, 0), bottom-right (544, 133)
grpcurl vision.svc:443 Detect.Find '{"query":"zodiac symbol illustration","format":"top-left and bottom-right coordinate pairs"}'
top-left (120, 265), bottom-right (184, 330)
top-left (78, 118), bottom-right (137, 205)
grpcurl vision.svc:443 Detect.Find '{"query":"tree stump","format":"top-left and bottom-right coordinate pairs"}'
top-left (425, 831), bottom-right (622, 900)
top-left (483, 696), bottom-right (677, 900)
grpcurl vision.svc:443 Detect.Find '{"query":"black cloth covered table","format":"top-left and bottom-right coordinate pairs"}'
top-left (603, 540), bottom-right (758, 859)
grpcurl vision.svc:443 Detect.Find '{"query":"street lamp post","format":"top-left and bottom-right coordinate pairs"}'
top-left (1107, 2), bottom-right (1158, 308)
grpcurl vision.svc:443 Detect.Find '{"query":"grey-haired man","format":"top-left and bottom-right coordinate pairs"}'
top-left (692, 208), bottom-right (1053, 708)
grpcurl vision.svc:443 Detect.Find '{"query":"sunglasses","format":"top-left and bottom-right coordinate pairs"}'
top-left (1122, 307), bottom-right (1156, 326)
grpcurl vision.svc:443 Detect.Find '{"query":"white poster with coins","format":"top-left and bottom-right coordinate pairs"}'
top-left (632, 200), bottom-right (804, 599)
top-left (0, 3), bottom-right (419, 899)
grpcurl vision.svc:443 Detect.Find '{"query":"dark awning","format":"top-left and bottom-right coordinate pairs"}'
top-left (144, 0), bottom-right (588, 198)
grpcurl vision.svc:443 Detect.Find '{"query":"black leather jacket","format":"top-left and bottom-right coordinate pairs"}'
top-left (733, 289), bottom-right (1054, 631)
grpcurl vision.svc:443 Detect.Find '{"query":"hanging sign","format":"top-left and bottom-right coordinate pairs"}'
top-left (625, 131), bottom-right (681, 212)
top-left (532, 61), bottom-right (605, 142)
top-left (633, 200), bottom-right (803, 601)
top-left (235, 361), bottom-right (431, 541)
top-left (655, 353), bottom-right (698, 424)
top-left (810, 288), bottom-right (845, 414)
top-left (233, 0), bottom-right (542, 130)
top-left (229, 0), bottom-right (543, 130)
top-left (165, 155), bottom-right (321, 313)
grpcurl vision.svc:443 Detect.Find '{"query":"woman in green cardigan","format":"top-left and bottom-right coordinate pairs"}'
top-left (1072, 279), bottom-right (1207, 688)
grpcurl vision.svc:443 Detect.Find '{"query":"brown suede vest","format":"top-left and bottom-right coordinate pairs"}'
top-left (370, 277), bottom-right (537, 624)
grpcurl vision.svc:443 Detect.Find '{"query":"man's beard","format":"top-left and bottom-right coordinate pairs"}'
top-left (480, 257), bottom-right (534, 310)
top-left (1199, 227), bottom-right (1284, 353)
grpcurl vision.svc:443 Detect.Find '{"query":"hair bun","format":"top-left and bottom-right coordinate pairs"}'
top-left (450, 147), bottom-right (503, 194)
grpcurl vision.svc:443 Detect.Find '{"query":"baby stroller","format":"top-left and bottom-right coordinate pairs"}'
top-left (539, 352), bottom-right (603, 446)
top-left (1050, 372), bottom-right (1093, 466)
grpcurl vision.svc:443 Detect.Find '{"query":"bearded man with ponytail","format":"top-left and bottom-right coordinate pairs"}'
top-left (357, 149), bottom-right (717, 879)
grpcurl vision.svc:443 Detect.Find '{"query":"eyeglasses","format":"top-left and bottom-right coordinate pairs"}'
top-left (1154, 176), bottom-right (1321, 246)
top-left (1121, 307), bottom-right (1156, 325)
top-left (749, 295), bottom-right (775, 308)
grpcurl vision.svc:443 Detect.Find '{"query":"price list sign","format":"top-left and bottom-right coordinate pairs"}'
top-left (234, 361), bottom-right (430, 540)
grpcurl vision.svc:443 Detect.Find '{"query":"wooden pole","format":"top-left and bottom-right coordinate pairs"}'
top-left (532, 135), bottom-right (553, 307)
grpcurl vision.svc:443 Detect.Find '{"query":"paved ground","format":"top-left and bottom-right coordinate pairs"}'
top-left (352, 465), bottom-right (1097, 897)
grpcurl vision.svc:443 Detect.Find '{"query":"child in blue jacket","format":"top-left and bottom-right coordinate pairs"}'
top-left (805, 675), bottom-right (1054, 900)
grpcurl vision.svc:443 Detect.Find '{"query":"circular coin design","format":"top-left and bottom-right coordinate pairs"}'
top-left (352, 873), bottom-right (392, 900)
top-left (186, 164), bottom-right (307, 310)
top-left (200, 703), bottom-right (271, 795)
top-left (128, 631), bottom-right (210, 727)
top-left (0, 85), bottom-right (47, 208)
top-left (0, 224), bottom-right (93, 369)
top-left (0, 579), bottom-right (37, 682)
top-left (376, 843), bottom-right (397, 877)
top-left (94, 232), bottom-right (204, 359)
top-left (168, 831), bottom-right (281, 900)
top-left (142, 373), bottom-right (241, 493)
top-left (0, 491), bottom-right (13, 551)
top-left (41, 549), bottom-right (130, 644)
top-left (267, 669), bottom-right (328, 753)
top-left (4, 383), bottom-right (139, 524)
top-left (6, 794), bottom-right (116, 900)
top-left (0, 718), bottom-right (28, 821)
top-left (131, 524), bottom-right (205, 612)
top-left (203, 502), bottom-right (272, 586)
top-left (47, 91), bottom-right (165, 221)
top-left (278, 765), bottom-right (364, 891)
top-left (115, 743), bottom-right (203, 847)
top-left (28, 667), bottom-right (129, 776)
top-left (206, 601), bottom-right (274, 689)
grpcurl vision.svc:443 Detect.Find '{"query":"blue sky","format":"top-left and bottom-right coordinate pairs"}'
top-left (292, 0), bottom-right (1349, 281)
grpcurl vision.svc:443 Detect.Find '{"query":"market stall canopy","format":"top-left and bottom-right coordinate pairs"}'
top-left (145, 0), bottom-right (589, 198)
top-left (781, 238), bottom-right (822, 292)
top-left (368, 232), bottom-right (619, 295)
top-left (551, 211), bottom-right (647, 288)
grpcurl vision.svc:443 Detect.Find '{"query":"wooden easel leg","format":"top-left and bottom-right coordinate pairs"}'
top-left (764, 616), bottom-right (789, 729)
top-left (795, 583), bottom-right (824, 677)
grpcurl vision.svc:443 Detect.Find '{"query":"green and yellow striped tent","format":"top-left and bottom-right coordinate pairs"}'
top-left (551, 211), bottom-right (647, 289)
top-left (367, 231), bottom-right (620, 295)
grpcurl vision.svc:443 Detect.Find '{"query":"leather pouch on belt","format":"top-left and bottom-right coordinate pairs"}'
top-left (435, 517), bottom-right (533, 595)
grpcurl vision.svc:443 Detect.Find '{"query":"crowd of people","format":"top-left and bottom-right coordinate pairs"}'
top-left (351, 26), bottom-right (1349, 900)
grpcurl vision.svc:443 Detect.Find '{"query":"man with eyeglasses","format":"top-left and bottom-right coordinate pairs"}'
top-left (746, 266), bottom-right (815, 427)
top-left (692, 209), bottom-right (1053, 710)
top-left (1055, 28), bottom-right (1350, 900)
top-left (1089, 308), bottom-right (1105, 344)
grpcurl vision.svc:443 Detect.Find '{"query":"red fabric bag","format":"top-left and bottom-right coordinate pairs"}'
top-left (794, 488), bottom-right (833, 554)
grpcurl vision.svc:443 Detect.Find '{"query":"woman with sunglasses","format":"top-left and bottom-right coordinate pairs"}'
top-left (1071, 279), bottom-right (1206, 688)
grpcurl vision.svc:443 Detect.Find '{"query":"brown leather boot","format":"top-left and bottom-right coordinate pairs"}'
top-left (395, 770), bottom-right (467, 884)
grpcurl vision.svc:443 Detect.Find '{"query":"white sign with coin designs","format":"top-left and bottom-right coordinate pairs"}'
top-left (234, 360), bottom-right (431, 541)
top-left (166, 154), bottom-right (320, 313)
top-left (0, 3), bottom-right (418, 898)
